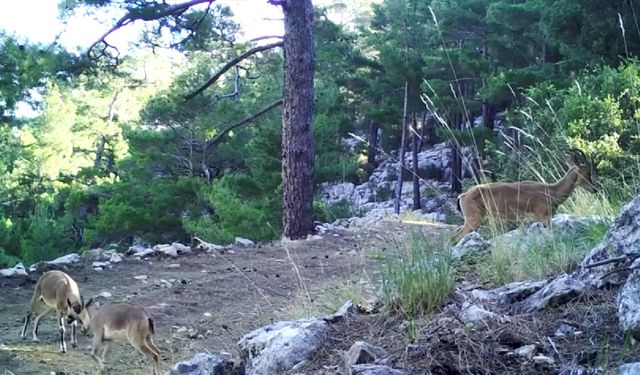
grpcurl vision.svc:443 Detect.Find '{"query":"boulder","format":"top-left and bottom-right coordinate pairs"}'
top-left (520, 275), bottom-right (586, 313)
top-left (619, 362), bottom-right (640, 375)
top-left (0, 263), bottom-right (27, 277)
top-left (452, 232), bottom-right (490, 259)
top-left (155, 244), bottom-right (178, 257)
top-left (617, 258), bottom-right (640, 339)
top-left (238, 318), bottom-right (328, 375)
top-left (170, 353), bottom-right (233, 375)
top-left (109, 253), bottom-right (122, 263)
top-left (171, 242), bottom-right (192, 254)
top-left (579, 194), bottom-right (640, 287)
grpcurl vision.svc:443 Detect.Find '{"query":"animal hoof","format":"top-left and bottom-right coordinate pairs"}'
top-left (60, 346), bottom-right (66, 353)
top-left (71, 343), bottom-right (78, 349)
top-left (31, 338), bottom-right (39, 343)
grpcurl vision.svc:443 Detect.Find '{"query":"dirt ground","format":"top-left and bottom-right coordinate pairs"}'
top-left (0, 220), bottom-right (452, 375)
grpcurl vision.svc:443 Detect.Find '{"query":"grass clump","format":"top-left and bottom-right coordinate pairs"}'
top-left (474, 219), bottom-right (608, 286)
top-left (382, 231), bottom-right (455, 316)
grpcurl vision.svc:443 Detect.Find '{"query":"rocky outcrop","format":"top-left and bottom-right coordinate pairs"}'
top-left (617, 258), bottom-right (640, 339)
top-left (520, 275), bottom-right (586, 313)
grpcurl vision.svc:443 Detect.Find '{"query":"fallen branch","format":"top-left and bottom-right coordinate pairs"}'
top-left (583, 255), bottom-right (628, 269)
top-left (184, 41), bottom-right (284, 100)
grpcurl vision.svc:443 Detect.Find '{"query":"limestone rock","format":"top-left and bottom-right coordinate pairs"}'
top-left (452, 232), bottom-right (490, 259)
top-left (351, 364), bottom-right (406, 375)
top-left (344, 341), bottom-right (388, 373)
top-left (0, 263), bottom-right (27, 277)
top-left (170, 353), bottom-right (232, 375)
top-left (520, 275), bottom-right (585, 313)
top-left (617, 258), bottom-right (640, 339)
top-left (235, 237), bottom-right (255, 247)
top-left (238, 318), bottom-right (328, 375)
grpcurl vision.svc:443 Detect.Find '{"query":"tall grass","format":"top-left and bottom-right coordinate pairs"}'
top-left (382, 231), bottom-right (455, 316)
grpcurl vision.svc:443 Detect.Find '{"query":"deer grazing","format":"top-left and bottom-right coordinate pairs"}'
top-left (80, 301), bottom-right (161, 375)
top-left (451, 149), bottom-right (597, 244)
top-left (20, 270), bottom-right (90, 353)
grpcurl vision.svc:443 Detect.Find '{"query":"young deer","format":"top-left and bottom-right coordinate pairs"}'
top-left (452, 150), bottom-right (597, 244)
top-left (80, 301), bottom-right (161, 375)
top-left (20, 270), bottom-right (90, 353)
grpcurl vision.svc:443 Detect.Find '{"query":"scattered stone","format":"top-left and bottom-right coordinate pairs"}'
top-left (238, 318), bottom-right (328, 375)
top-left (557, 364), bottom-right (589, 375)
top-left (520, 275), bottom-right (586, 313)
top-left (92, 261), bottom-right (110, 269)
top-left (345, 341), bottom-right (388, 371)
top-left (134, 275), bottom-right (148, 281)
top-left (513, 344), bottom-right (537, 359)
top-left (132, 248), bottom-right (156, 258)
top-left (494, 280), bottom-right (548, 305)
top-left (460, 302), bottom-right (497, 324)
top-left (156, 279), bottom-right (172, 288)
top-left (97, 291), bottom-right (112, 299)
top-left (532, 355), bottom-right (555, 366)
top-left (109, 253), bottom-right (122, 263)
top-left (0, 263), bottom-right (28, 277)
top-left (170, 353), bottom-right (232, 375)
top-left (452, 232), bottom-right (490, 259)
top-left (555, 323), bottom-right (578, 337)
top-left (325, 300), bottom-right (355, 323)
top-left (235, 237), bottom-right (254, 247)
top-left (351, 364), bottom-right (406, 375)
top-left (127, 244), bottom-right (147, 255)
top-left (203, 312), bottom-right (212, 318)
top-left (167, 263), bottom-right (181, 269)
top-left (47, 253), bottom-right (81, 265)
top-left (619, 362), bottom-right (640, 375)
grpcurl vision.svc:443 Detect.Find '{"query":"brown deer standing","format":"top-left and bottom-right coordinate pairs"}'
top-left (452, 150), bottom-right (597, 244)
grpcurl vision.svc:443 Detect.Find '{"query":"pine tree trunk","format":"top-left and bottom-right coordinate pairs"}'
top-left (411, 113), bottom-right (421, 210)
top-left (367, 119), bottom-right (379, 165)
top-left (281, 0), bottom-right (315, 239)
top-left (394, 80), bottom-right (409, 214)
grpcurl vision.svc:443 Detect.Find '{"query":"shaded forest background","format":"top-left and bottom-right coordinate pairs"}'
top-left (2, 0), bottom-right (640, 266)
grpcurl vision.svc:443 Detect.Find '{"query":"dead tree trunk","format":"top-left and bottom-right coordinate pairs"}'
top-left (280, 0), bottom-right (315, 239)
top-left (451, 111), bottom-right (462, 194)
top-left (394, 80), bottom-right (409, 215)
top-left (411, 113), bottom-right (421, 210)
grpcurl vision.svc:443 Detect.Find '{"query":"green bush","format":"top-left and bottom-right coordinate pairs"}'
top-left (316, 199), bottom-right (356, 223)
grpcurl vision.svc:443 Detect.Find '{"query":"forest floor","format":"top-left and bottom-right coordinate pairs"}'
top-left (0, 219), bottom-right (452, 375)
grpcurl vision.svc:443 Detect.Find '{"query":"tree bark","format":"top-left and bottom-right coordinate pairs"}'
top-left (281, 0), bottom-right (315, 239)
top-left (411, 113), bottom-right (421, 210)
top-left (394, 80), bottom-right (409, 215)
top-left (367, 119), bottom-right (379, 165)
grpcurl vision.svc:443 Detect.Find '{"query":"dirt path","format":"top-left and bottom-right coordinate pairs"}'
top-left (0, 220), bottom-right (451, 374)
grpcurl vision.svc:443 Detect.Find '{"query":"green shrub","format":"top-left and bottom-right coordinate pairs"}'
top-left (20, 203), bottom-right (73, 264)
top-left (383, 231), bottom-right (455, 316)
top-left (374, 184), bottom-right (393, 202)
top-left (316, 199), bottom-right (356, 223)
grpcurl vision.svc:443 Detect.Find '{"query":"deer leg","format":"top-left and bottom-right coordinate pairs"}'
top-left (132, 340), bottom-right (161, 375)
top-left (31, 306), bottom-right (53, 342)
top-left (91, 333), bottom-right (105, 366)
top-left (21, 292), bottom-right (42, 339)
top-left (57, 312), bottom-right (67, 353)
top-left (70, 319), bottom-right (78, 349)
